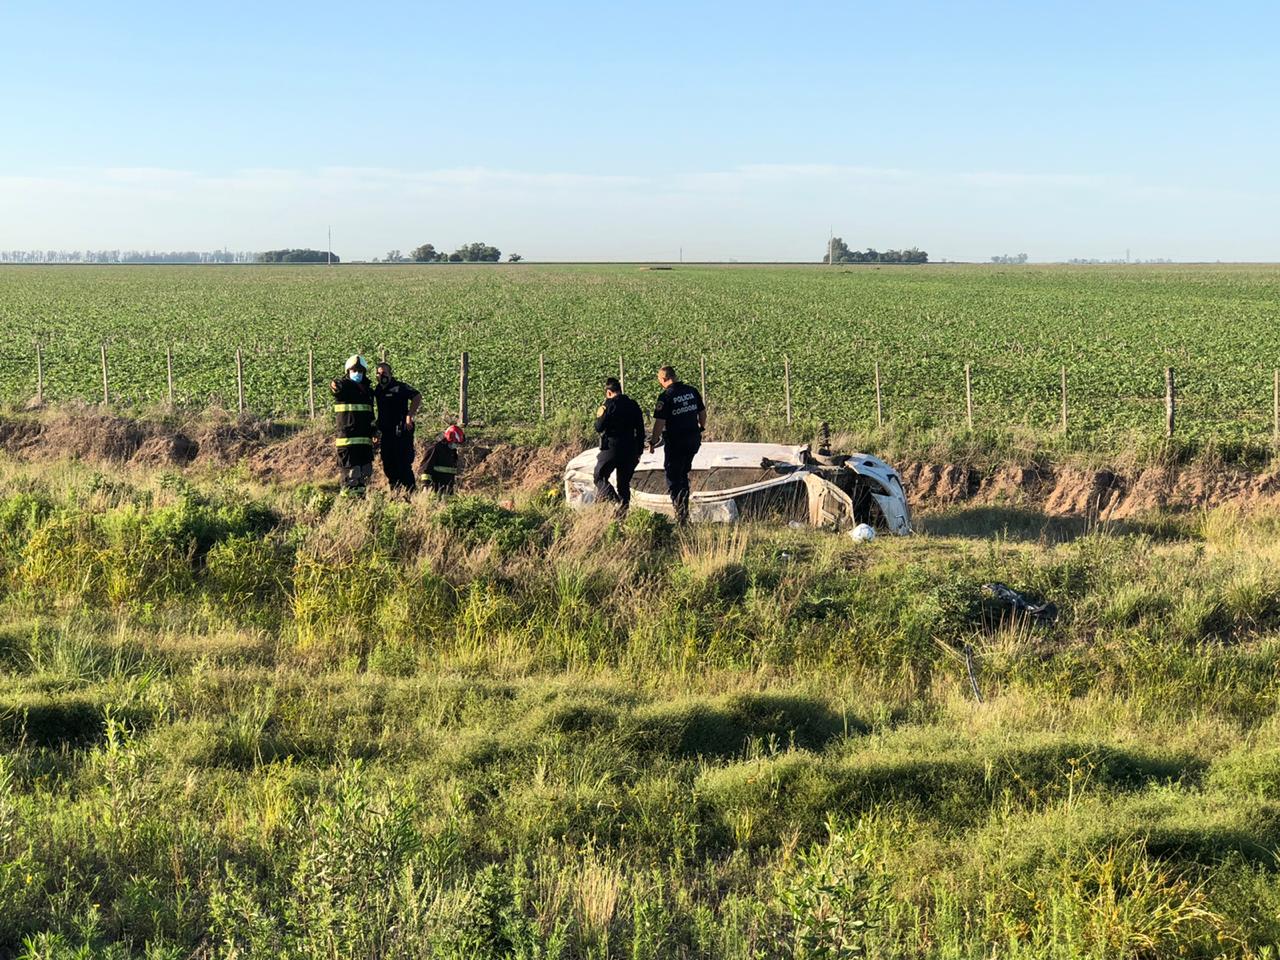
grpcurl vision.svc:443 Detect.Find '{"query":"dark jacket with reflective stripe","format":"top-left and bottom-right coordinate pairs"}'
top-left (419, 439), bottom-right (459, 487)
top-left (331, 376), bottom-right (375, 466)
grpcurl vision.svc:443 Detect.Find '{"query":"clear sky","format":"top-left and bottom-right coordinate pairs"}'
top-left (2, 1), bottom-right (1277, 261)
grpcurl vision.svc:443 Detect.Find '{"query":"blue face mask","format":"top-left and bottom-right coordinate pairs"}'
top-left (350, 371), bottom-right (364, 383)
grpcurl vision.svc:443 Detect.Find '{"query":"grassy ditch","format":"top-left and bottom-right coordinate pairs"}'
top-left (1, 461), bottom-right (1279, 957)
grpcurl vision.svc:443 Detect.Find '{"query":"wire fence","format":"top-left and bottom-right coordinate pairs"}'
top-left (13, 341), bottom-right (1280, 448)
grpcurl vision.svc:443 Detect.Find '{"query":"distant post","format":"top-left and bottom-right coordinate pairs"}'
top-left (874, 361), bottom-right (884, 428)
top-left (700, 354), bottom-right (707, 404)
top-left (1165, 367), bottom-right (1175, 438)
top-left (784, 356), bottom-right (792, 425)
top-left (100, 343), bottom-right (109, 405)
top-left (539, 353), bottom-right (546, 419)
top-left (1060, 366), bottom-right (1068, 433)
top-left (236, 348), bottom-right (245, 415)
top-left (965, 363), bottom-right (974, 429)
top-left (618, 355), bottom-right (625, 394)
top-left (166, 346), bottom-right (174, 409)
top-left (307, 349), bottom-right (316, 420)
top-left (35, 343), bottom-right (43, 406)
top-left (459, 351), bottom-right (470, 425)
top-left (1273, 369), bottom-right (1278, 441)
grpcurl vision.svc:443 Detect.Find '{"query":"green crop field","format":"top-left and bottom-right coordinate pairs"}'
top-left (3, 263), bottom-right (1280, 452)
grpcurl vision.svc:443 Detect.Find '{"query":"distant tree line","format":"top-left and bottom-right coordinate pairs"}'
top-left (0, 249), bottom-right (257, 264)
top-left (826, 238), bottom-right (928, 264)
top-left (991, 253), bottom-right (1029, 264)
top-left (379, 242), bottom-right (521, 264)
top-left (257, 249), bottom-right (338, 264)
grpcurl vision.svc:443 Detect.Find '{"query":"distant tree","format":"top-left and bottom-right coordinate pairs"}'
top-left (825, 239), bottom-right (927, 265)
top-left (258, 249), bottom-right (338, 263)
top-left (508, 253), bottom-right (523, 263)
top-left (411, 243), bottom-right (440, 262)
top-left (385, 249), bottom-right (405, 263)
top-left (990, 253), bottom-right (1028, 264)
top-left (450, 241), bottom-right (501, 262)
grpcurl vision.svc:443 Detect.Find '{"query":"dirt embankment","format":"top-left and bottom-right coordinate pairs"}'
top-left (900, 462), bottom-right (1280, 518)
top-left (2, 411), bottom-right (1279, 514)
top-left (0, 412), bottom-right (572, 494)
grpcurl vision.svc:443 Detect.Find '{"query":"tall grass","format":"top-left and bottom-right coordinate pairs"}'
top-left (1, 464), bottom-right (1279, 955)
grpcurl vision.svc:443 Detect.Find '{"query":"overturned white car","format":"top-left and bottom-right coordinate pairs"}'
top-left (563, 442), bottom-right (912, 534)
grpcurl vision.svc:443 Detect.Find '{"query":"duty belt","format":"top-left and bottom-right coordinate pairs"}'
top-left (335, 436), bottom-right (373, 447)
top-left (333, 403), bottom-right (373, 413)
top-left (431, 465), bottom-right (458, 474)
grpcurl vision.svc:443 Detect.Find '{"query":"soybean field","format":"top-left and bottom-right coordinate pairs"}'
top-left (3, 263), bottom-right (1280, 448)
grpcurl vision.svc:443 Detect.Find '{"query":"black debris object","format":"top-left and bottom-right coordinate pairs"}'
top-left (981, 582), bottom-right (1058, 625)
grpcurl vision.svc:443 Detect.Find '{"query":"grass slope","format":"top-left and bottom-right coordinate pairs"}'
top-left (0, 460), bottom-right (1279, 957)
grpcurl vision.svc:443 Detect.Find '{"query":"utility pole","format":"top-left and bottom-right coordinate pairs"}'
top-left (327, 226), bottom-right (332, 266)
top-left (828, 226), bottom-right (834, 266)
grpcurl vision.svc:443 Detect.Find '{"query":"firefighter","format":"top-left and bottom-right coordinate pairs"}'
top-left (330, 355), bottom-right (376, 496)
top-left (373, 361), bottom-right (421, 495)
top-left (648, 365), bottom-right (705, 525)
top-left (420, 424), bottom-right (464, 494)
top-left (593, 376), bottom-right (645, 513)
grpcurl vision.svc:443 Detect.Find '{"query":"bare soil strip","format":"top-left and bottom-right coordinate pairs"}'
top-left (2, 411), bottom-right (1277, 515)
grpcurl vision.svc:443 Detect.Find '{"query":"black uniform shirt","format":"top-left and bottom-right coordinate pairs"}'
top-left (374, 379), bottom-right (421, 434)
top-left (654, 382), bottom-right (705, 439)
top-left (594, 393), bottom-right (646, 450)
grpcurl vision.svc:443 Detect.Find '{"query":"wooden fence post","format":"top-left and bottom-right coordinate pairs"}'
top-left (874, 361), bottom-right (883, 428)
top-left (700, 354), bottom-right (707, 404)
top-left (1165, 367), bottom-right (1175, 438)
top-left (618, 355), bottom-right (625, 394)
top-left (307, 349), bottom-right (316, 420)
top-left (1060, 366), bottom-right (1068, 433)
top-left (539, 353), bottom-right (546, 419)
top-left (166, 346), bottom-right (174, 408)
top-left (1274, 369), bottom-right (1279, 441)
top-left (100, 343), bottom-right (109, 405)
top-left (236, 348), bottom-right (245, 415)
top-left (35, 343), bottom-right (43, 405)
top-left (965, 363), bottom-right (974, 429)
top-left (784, 356), bottom-right (792, 425)
top-left (459, 351), bottom-right (470, 425)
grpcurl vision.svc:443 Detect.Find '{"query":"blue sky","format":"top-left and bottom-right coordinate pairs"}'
top-left (2, 1), bottom-right (1277, 260)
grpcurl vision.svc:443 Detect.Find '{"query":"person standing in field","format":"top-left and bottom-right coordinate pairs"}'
top-left (330, 355), bottom-right (376, 496)
top-left (419, 424), bottom-right (465, 494)
top-left (648, 365), bottom-right (705, 525)
top-left (373, 361), bottom-right (421, 495)
top-left (593, 376), bottom-right (646, 513)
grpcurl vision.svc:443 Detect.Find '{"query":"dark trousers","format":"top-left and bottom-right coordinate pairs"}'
top-left (663, 435), bottom-right (701, 524)
top-left (379, 432), bottom-right (416, 493)
top-left (594, 442), bottom-right (640, 510)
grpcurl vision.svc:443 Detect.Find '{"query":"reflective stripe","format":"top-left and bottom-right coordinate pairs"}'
top-left (334, 403), bottom-right (373, 413)
top-left (432, 465), bottom-right (458, 474)
top-left (335, 436), bottom-right (373, 447)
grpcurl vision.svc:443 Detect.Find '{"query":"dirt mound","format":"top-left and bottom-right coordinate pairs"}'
top-left (465, 443), bottom-right (574, 493)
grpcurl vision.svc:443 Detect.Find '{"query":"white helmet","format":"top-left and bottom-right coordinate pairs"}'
top-left (344, 354), bottom-right (367, 373)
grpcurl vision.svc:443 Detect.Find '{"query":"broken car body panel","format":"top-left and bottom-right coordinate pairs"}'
top-left (563, 441), bottom-right (912, 534)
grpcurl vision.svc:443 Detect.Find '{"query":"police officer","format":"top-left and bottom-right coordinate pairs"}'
top-left (373, 362), bottom-right (422, 494)
top-left (648, 365), bottom-right (706, 525)
top-left (593, 376), bottom-right (645, 513)
top-left (330, 355), bottom-right (376, 495)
